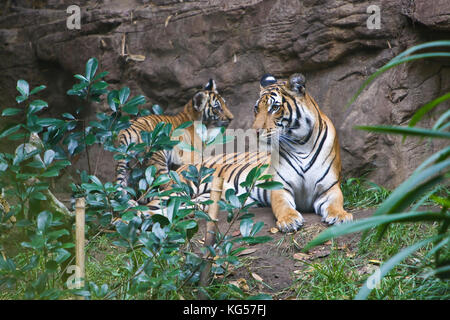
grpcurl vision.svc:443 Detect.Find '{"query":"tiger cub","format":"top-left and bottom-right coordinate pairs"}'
top-left (115, 79), bottom-right (234, 190)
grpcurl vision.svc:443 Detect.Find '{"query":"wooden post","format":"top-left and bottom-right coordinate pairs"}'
top-left (198, 176), bottom-right (224, 300)
top-left (75, 197), bottom-right (85, 299)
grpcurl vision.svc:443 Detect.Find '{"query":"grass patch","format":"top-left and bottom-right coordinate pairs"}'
top-left (291, 221), bottom-right (449, 300)
top-left (341, 177), bottom-right (390, 210)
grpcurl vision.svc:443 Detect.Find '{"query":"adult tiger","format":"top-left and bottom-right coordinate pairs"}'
top-left (144, 73), bottom-right (352, 233)
top-left (115, 79), bottom-right (234, 190)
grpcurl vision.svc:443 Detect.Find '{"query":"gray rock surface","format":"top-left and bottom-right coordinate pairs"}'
top-left (0, 0), bottom-right (449, 188)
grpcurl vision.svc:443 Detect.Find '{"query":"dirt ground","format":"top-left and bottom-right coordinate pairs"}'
top-left (196, 208), bottom-right (375, 297)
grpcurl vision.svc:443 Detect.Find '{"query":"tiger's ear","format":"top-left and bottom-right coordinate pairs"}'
top-left (193, 91), bottom-right (208, 112)
top-left (260, 73), bottom-right (277, 89)
top-left (287, 73), bottom-right (306, 95)
top-left (204, 79), bottom-right (217, 93)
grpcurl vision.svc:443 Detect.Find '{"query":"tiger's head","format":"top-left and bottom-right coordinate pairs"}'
top-left (252, 73), bottom-right (318, 145)
top-left (191, 79), bottom-right (234, 128)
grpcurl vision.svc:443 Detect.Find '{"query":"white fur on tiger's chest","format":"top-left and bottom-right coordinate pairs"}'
top-left (273, 131), bottom-right (337, 212)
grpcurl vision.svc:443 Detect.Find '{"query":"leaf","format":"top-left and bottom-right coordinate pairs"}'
top-left (67, 138), bottom-right (78, 156)
top-left (128, 54), bottom-right (146, 62)
top-left (2, 108), bottom-right (22, 116)
top-left (29, 85), bottom-right (46, 96)
top-left (240, 218), bottom-right (253, 237)
top-left (14, 145), bottom-right (41, 166)
top-left (250, 221), bottom-right (264, 236)
top-left (177, 220), bottom-right (197, 230)
top-left (85, 133), bottom-right (95, 145)
top-left (43, 149), bottom-right (55, 166)
top-left (28, 100), bottom-right (48, 114)
top-left (123, 103), bottom-right (138, 115)
top-left (356, 125), bottom-right (450, 140)
top-left (37, 211), bottom-right (52, 234)
top-left (303, 211), bottom-right (446, 251)
top-left (373, 159), bottom-right (450, 217)
top-left (16, 95), bottom-right (27, 104)
top-left (256, 181), bottom-right (284, 190)
top-left (152, 104), bottom-right (163, 115)
top-left (91, 81), bottom-right (108, 91)
top-left (293, 252), bottom-right (310, 261)
top-left (0, 162), bottom-right (8, 171)
top-left (194, 210), bottom-right (213, 221)
top-left (239, 236), bottom-right (272, 245)
top-left (92, 71), bottom-right (109, 82)
top-left (151, 214), bottom-right (170, 227)
top-left (346, 41), bottom-right (450, 109)
top-left (85, 57), bottom-right (98, 81)
top-left (31, 192), bottom-right (47, 201)
top-left (36, 118), bottom-right (65, 127)
top-left (166, 198), bottom-right (180, 223)
top-left (251, 272), bottom-right (264, 282)
top-left (62, 113), bottom-right (75, 120)
top-left (408, 92), bottom-right (450, 128)
top-left (390, 41), bottom-right (450, 63)
top-left (119, 87), bottom-right (130, 105)
top-left (0, 124), bottom-right (22, 139)
top-left (17, 79), bottom-right (29, 97)
top-left (247, 293), bottom-right (272, 300)
top-left (152, 222), bottom-right (167, 240)
top-left (90, 175), bottom-right (102, 186)
top-left (74, 74), bottom-right (88, 82)
top-left (123, 95), bottom-right (146, 114)
top-left (269, 227), bottom-right (279, 234)
top-left (226, 190), bottom-right (241, 208)
top-left (107, 90), bottom-right (119, 112)
top-left (433, 109), bottom-right (450, 131)
top-left (415, 146), bottom-right (450, 174)
top-left (138, 178), bottom-right (147, 191)
top-left (145, 166), bottom-right (156, 185)
top-left (47, 229), bottom-right (70, 241)
top-left (236, 248), bottom-right (258, 256)
top-left (152, 174), bottom-right (171, 187)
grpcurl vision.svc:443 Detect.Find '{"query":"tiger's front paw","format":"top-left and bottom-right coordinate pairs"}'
top-left (276, 209), bottom-right (304, 233)
top-left (322, 208), bottom-right (353, 225)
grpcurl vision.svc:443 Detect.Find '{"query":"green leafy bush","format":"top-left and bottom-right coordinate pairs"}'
top-left (0, 57), bottom-right (276, 300)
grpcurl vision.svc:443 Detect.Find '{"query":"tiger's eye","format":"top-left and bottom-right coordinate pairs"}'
top-left (272, 104), bottom-right (281, 112)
